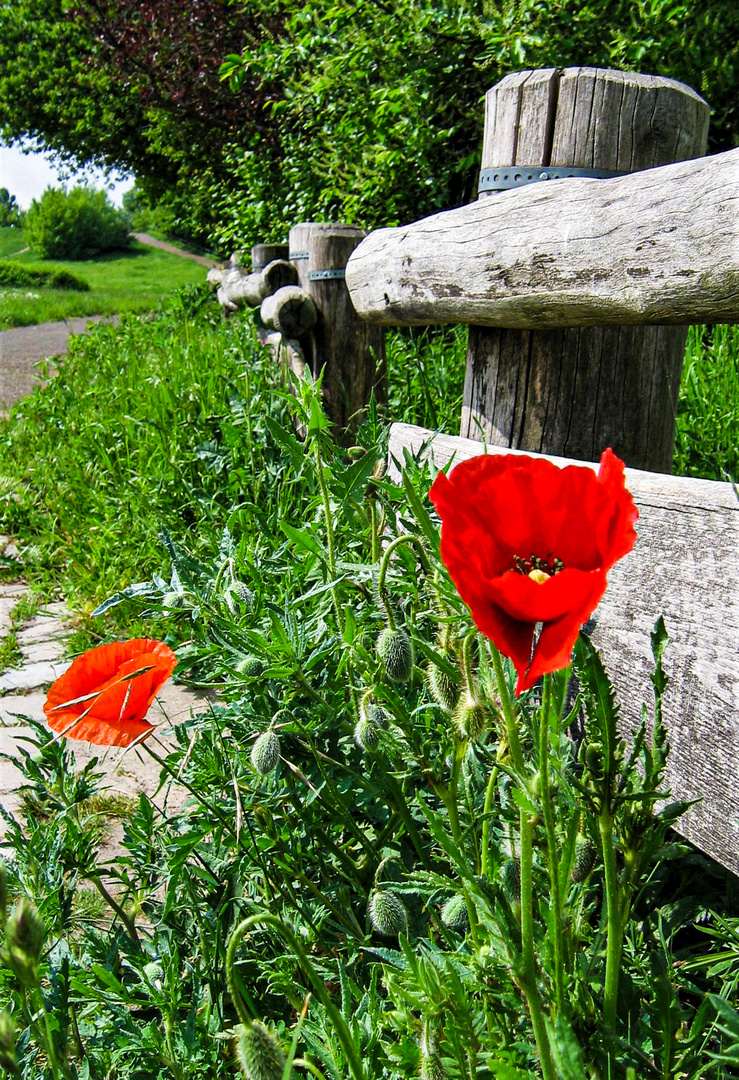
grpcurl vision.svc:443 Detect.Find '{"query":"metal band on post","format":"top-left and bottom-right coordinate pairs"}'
top-left (478, 165), bottom-right (626, 193)
top-left (290, 251), bottom-right (309, 260)
top-left (309, 269), bottom-right (346, 281)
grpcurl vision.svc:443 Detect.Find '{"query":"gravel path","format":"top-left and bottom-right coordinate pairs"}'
top-left (0, 315), bottom-right (118, 412)
top-left (132, 232), bottom-right (219, 267)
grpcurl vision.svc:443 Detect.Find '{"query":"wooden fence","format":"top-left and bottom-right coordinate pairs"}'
top-left (211, 65), bottom-right (738, 873)
top-left (349, 67), bottom-right (736, 875)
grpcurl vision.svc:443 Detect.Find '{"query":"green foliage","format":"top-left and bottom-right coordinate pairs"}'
top-left (675, 324), bottom-right (739, 481)
top-left (0, 189), bottom-right (22, 228)
top-left (214, 0), bottom-right (739, 251)
top-left (0, 259), bottom-right (89, 291)
top-left (23, 185), bottom-right (131, 260)
top-left (0, 232), bottom-right (209, 329)
top-left (0, 301), bottom-right (736, 1077)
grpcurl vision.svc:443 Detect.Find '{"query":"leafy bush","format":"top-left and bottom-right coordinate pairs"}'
top-left (23, 185), bottom-right (132, 260)
top-left (214, 0), bottom-right (739, 251)
top-left (0, 259), bottom-right (89, 291)
top-left (0, 187), bottom-right (22, 227)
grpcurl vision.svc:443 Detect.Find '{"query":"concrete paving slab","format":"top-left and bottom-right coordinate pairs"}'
top-left (16, 618), bottom-right (68, 646)
top-left (0, 597), bottom-right (19, 636)
top-left (0, 659), bottom-right (71, 693)
top-left (37, 601), bottom-right (68, 618)
top-left (18, 641), bottom-right (65, 665)
top-left (0, 693), bottom-right (47, 726)
top-left (0, 584), bottom-right (28, 599)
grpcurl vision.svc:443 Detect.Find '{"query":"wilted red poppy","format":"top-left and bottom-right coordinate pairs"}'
top-left (44, 639), bottom-right (177, 746)
top-left (429, 449), bottom-right (638, 695)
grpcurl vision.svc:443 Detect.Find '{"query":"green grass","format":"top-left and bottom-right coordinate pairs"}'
top-left (675, 324), bottom-right (739, 481)
top-left (0, 228), bottom-right (209, 328)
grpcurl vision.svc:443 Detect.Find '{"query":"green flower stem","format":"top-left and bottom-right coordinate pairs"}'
top-left (32, 987), bottom-right (70, 1080)
top-left (88, 873), bottom-right (140, 949)
top-left (599, 811), bottom-right (624, 1033)
top-left (480, 761), bottom-right (500, 878)
top-left (460, 629), bottom-right (476, 694)
top-left (368, 498), bottom-right (380, 564)
top-left (312, 439), bottom-right (361, 720)
top-left (293, 1058), bottom-right (331, 1080)
top-left (376, 533), bottom-right (433, 632)
top-left (538, 675), bottom-right (565, 1016)
top-left (226, 915), bottom-right (367, 1080)
top-left (519, 811), bottom-right (556, 1080)
top-left (381, 767), bottom-right (433, 872)
top-left (489, 646), bottom-right (525, 776)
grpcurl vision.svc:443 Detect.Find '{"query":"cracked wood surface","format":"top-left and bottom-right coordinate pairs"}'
top-left (387, 422), bottom-right (739, 876)
top-left (345, 146), bottom-right (736, 330)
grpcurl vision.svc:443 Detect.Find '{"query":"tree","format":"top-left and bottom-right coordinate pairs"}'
top-left (0, 0), bottom-right (282, 240)
top-left (0, 188), bottom-right (21, 226)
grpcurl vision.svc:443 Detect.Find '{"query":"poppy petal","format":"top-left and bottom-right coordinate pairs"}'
top-left (44, 638), bottom-right (177, 746)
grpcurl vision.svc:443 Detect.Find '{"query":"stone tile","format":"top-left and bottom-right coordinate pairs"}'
top-left (0, 660), bottom-right (71, 693)
top-left (149, 682), bottom-right (212, 726)
top-left (0, 584), bottom-right (28, 600)
top-left (38, 601), bottom-right (69, 618)
top-left (18, 641), bottom-right (66, 666)
top-left (0, 597), bottom-right (19, 637)
top-left (0, 693), bottom-right (47, 726)
top-left (16, 617), bottom-right (69, 646)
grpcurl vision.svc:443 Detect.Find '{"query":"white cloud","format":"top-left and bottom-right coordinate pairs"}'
top-left (0, 142), bottom-right (134, 210)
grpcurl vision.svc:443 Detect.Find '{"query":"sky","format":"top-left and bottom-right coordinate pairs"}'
top-left (0, 142), bottom-right (134, 209)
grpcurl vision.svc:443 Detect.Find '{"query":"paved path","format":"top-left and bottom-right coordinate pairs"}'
top-left (132, 232), bottom-right (219, 267)
top-left (0, 315), bottom-right (118, 412)
top-left (0, 562), bottom-right (211, 847)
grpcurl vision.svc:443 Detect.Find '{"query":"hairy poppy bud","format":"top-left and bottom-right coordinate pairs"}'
top-left (4, 898), bottom-right (45, 988)
top-left (354, 718), bottom-right (380, 753)
top-left (571, 835), bottom-right (597, 883)
top-left (0, 1011), bottom-right (18, 1077)
top-left (162, 591), bottom-right (184, 609)
top-left (227, 581), bottom-right (253, 610)
top-left (377, 628), bottom-right (414, 683)
top-left (500, 859), bottom-right (521, 905)
top-left (426, 662), bottom-right (460, 713)
top-left (368, 889), bottom-right (409, 937)
top-left (364, 703), bottom-right (388, 729)
top-left (440, 894), bottom-right (469, 933)
top-left (420, 1052), bottom-right (444, 1080)
top-left (251, 731), bottom-right (281, 776)
top-left (453, 694), bottom-right (487, 741)
top-left (236, 1020), bottom-right (286, 1080)
top-left (236, 656), bottom-right (264, 678)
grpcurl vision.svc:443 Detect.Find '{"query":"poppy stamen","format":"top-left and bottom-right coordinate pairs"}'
top-left (513, 554), bottom-right (564, 578)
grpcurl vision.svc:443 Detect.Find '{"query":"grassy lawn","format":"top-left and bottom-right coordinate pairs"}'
top-left (0, 227), bottom-right (211, 328)
top-left (0, 225), bottom-right (28, 257)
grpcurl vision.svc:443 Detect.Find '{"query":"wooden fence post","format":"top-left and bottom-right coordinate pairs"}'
top-left (251, 243), bottom-right (289, 272)
top-left (289, 222), bottom-right (386, 431)
top-left (461, 68), bottom-right (709, 471)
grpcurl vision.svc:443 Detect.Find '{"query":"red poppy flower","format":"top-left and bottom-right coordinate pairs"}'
top-left (429, 449), bottom-right (638, 695)
top-left (44, 639), bottom-right (177, 746)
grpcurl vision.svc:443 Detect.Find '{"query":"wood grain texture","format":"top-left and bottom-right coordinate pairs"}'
top-left (345, 146), bottom-right (736, 330)
top-left (307, 225), bottom-right (386, 431)
top-left (387, 421), bottom-right (739, 875)
top-left (251, 243), bottom-right (289, 271)
top-left (260, 285), bottom-right (317, 337)
top-left (346, 67), bottom-right (709, 472)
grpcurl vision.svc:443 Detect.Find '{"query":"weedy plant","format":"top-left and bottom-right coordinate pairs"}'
top-left (0, 369), bottom-right (738, 1080)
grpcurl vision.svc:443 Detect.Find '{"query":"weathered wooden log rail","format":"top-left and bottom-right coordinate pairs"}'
top-left (388, 423), bottom-right (739, 877)
top-left (345, 147), bottom-right (739, 330)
